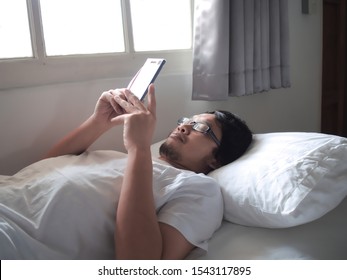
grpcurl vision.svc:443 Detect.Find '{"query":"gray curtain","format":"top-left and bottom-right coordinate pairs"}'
top-left (192, 0), bottom-right (291, 100)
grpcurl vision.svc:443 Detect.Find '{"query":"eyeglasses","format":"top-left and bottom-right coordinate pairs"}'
top-left (177, 117), bottom-right (220, 146)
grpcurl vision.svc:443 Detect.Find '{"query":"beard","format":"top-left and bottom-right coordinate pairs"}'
top-left (159, 141), bottom-right (181, 162)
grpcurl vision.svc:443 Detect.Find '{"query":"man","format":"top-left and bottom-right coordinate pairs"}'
top-left (0, 85), bottom-right (252, 260)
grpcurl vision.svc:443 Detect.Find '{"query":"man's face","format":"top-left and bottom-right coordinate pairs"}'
top-left (159, 113), bottom-right (222, 174)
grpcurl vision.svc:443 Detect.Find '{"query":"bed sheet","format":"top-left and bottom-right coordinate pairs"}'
top-left (193, 197), bottom-right (347, 260)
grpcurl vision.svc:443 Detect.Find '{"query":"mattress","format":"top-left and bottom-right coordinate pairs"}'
top-left (193, 197), bottom-right (347, 260)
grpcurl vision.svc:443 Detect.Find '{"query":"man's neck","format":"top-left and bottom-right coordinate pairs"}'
top-left (157, 155), bottom-right (188, 171)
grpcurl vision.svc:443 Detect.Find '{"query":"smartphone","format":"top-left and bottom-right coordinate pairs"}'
top-left (127, 58), bottom-right (166, 101)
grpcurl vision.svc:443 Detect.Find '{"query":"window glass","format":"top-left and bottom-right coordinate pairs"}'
top-left (0, 0), bottom-right (193, 89)
top-left (39, 0), bottom-right (125, 56)
top-left (0, 0), bottom-right (33, 59)
top-left (130, 0), bottom-right (192, 51)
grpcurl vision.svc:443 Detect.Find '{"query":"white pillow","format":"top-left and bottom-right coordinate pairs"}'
top-left (208, 132), bottom-right (347, 228)
top-left (151, 140), bottom-right (164, 158)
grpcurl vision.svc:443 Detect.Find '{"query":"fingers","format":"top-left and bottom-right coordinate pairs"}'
top-left (114, 89), bottom-right (146, 113)
top-left (105, 85), bottom-right (156, 126)
top-left (101, 89), bottom-right (125, 115)
top-left (147, 84), bottom-right (156, 118)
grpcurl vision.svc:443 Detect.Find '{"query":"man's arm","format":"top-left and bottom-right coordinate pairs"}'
top-left (43, 116), bottom-right (108, 158)
top-left (114, 86), bottom-right (161, 259)
top-left (159, 223), bottom-right (195, 259)
top-left (115, 145), bottom-right (162, 259)
top-left (113, 86), bottom-right (194, 259)
top-left (43, 89), bottom-right (125, 158)
top-left (116, 145), bottom-right (194, 259)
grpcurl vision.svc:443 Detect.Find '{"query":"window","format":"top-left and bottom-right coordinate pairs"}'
top-left (0, 0), bottom-right (193, 89)
top-left (40, 0), bottom-right (125, 56)
top-left (0, 0), bottom-right (32, 59)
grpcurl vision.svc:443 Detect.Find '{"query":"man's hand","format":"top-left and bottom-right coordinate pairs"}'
top-left (43, 87), bottom-right (129, 158)
top-left (112, 84), bottom-right (156, 152)
top-left (91, 88), bottom-right (127, 130)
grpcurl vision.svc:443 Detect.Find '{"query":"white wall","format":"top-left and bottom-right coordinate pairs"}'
top-left (0, 0), bottom-right (322, 175)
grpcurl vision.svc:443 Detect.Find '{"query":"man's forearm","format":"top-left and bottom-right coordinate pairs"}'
top-left (43, 115), bottom-right (109, 158)
top-left (115, 148), bottom-right (162, 259)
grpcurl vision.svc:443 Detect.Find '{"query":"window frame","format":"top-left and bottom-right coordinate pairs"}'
top-left (0, 0), bottom-right (193, 90)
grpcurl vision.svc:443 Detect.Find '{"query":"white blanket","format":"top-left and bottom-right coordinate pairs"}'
top-left (0, 151), bottom-right (125, 259)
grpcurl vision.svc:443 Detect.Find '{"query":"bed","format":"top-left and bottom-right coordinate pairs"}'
top-left (152, 132), bottom-right (347, 260)
top-left (1, 132), bottom-right (346, 259)
top-left (193, 196), bottom-right (347, 259)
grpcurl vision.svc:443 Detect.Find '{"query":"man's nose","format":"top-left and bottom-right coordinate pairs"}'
top-left (177, 124), bottom-right (191, 134)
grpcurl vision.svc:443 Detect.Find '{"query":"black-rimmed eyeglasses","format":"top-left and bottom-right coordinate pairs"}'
top-left (177, 117), bottom-right (220, 146)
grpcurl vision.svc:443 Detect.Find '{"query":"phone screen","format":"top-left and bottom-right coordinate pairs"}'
top-left (127, 58), bottom-right (166, 101)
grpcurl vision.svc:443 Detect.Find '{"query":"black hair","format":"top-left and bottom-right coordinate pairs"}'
top-left (207, 110), bottom-right (253, 166)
